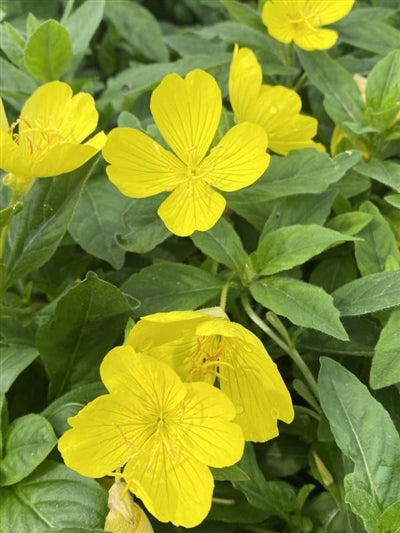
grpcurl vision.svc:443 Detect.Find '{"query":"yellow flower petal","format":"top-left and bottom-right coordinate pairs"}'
top-left (31, 143), bottom-right (100, 177)
top-left (0, 130), bottom-right (29, 177)
top-left (202, 122), bottom-right (270, 192)
top-left (157, 179), bottom-right (226, 236)
top-left (85, 130), bottom-right (107, 151)
top-left (308, 0), bottom-right (355, 25)
top-left (294, 26), bottom-right (338, 51)
top-left (124, 445), bottom-right (213, 528)
top-left (58, 393), bottom-right (139, 478)
top-left (19, 81), bottom-right (99, 143)
top-left (0, 98), bottom-right (9, 130)
top-left (103, 127), bottom-right (184, 198)
top-left (180, 382), bottom-right (244, 467)
top-left (100, 346), bottom-right (186, 409)
top-left (229, 45), bottom-right (262, 122)
top-left (150, 69), bottom-right (221, 166)
top-left (262, 1), bottom-right (297, 44)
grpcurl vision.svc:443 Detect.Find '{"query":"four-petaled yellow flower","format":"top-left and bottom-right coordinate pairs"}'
top-left (0, 81), bottom-right (106, 195)
top-left (58, 347), bottom-right (244, 528)
top-left (262, 0), bottom-right (355, 51)
top-left (102, 69), bottom-right (270, 237)
top-left (229, 45), bottom-right (325, 155)
top-left (105, 478), bottom-right (154, 533)
top-left (125, 309), bottom-right (294, 442)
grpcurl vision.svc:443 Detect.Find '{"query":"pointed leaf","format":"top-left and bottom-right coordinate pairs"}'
top-left (0, 345), bottom-right (38, 393)
top-left (370, 309), bottom-right (400, 390)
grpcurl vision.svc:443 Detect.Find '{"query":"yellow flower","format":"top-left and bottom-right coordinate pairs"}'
top-left (58, 346), bottom-right (244, 528)
top-left (125, 309), bottom-right (294, 442)
top-left (229, 45), bottom-right (325, 155)
top-left (262, 0), bottom-right (355, 51)
top-left (102, 69), bottom-right (270, 237)
top-left (105, 478), bottom-right (154, 533)
top-left (0, 81), bottom-right (106, 195)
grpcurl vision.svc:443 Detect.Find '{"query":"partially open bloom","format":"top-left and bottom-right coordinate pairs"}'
top-left (126, 309), bottom-right (294, 442)
top-left (58, 347), bottom-right (244, 528)
top-left (229, 46), bottom-right (324, 155)
top-left (105, 478), bottom-right (154, 533)
top-left (102, 69), bottom-right (269, 236)
top-left (0, 81), bottom-right (106, 195)
top-left (262, 0), bottom-right (355, 51)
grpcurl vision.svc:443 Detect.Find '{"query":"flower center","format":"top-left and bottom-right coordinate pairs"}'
top-left (184, 336), bottom-right (234, 383)
top-left (9, 117), bottom-right (65, 161)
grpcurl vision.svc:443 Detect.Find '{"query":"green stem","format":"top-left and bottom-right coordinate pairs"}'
top-left (219, 282), bottom-right (232, 312)
top-left (0, 190), bottom-right (19, 263)
top-left (241, 293), bottom-right (320, 400)
top-left (294, 405), bottom-right (321, 422)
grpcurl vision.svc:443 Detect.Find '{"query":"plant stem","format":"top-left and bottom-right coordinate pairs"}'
top-left (0, 190), bottom-right (19, 263)
top-left (241, 293), bottom-right (320, 400)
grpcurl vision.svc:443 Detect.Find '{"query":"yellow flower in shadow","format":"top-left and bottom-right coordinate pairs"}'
top-left (102, 69), bottom-right (270, 237)
top-left (0, 82), bottom-right (106, 195)
top-left (125, 309), bottom-right (294, 443)
top-left (229, 45), bottom-right (325, 155)
top-left (262, 0), bottom-right (355, 51)
top-left (58, 347), bottom-right (244, 528)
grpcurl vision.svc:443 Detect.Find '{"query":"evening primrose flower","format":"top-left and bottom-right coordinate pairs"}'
top-left (58, 347), bottom-right (244, 528)
top-left (105, 478), bottom-right (154, 533)
top-left (229, 46), bottom-right (324, 155)
top-left (0, 81), bottom-right (106, 195)
top-left (102, 69), bottom-right (270, 237)
top-left (262, 0), bottom-right (355, 51)
top-left (125, 309), bottom-right (294, 442)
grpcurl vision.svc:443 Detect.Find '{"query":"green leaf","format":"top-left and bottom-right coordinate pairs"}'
top-left (210, 465), bottom-right (250, 482)
top-left (65, 0), bottom-right (105, 57)
top-left (0, 460), bottom-right (107, 532)
top-left (310, 255), bottom-right (358, 294)
top-left (100, 53), bottom-right (231, 110)
top-left (377, 501), bottom-right (400, 531)
top-left (298, 317), bottom-right (380, 357)
top-left (0, 56), bottom-right (38, 108)
top-left (5, 158), bottom-right (98, 288)
top-left (69, 175), bottom-right (131, 269)
top-left (115, 195), bottom-right (171, 255)
top-left (37, 273), bottom-right (131, 400)
top-left (250, 277), bottom-right (348, 340)
top-left (252, 225), bottom-right (356, 276)
top-left (0, 414), bottom-right (56, 486)
top-left (327, 212), bottom-right (373, 237)
top-left (336, 20), bottom-right (400, 56)
top-left (370, 309), bottom-right (400, 390)
top-left (297, 50), bottom-right (364, 130)
top-left (105, 0), bottom-right (168, 62)
top-left (318, 358), bottom-right (400, 533)
top-left (191, 218), bottom-right (250, 276)
top-left (42, 382), bottom-right (106, 434)
top-left (365, 50), bottom-right (400, 130)
top-left (220, 0), bottom-right (265, 31)
top-left (227, 150), bottom-right (361, 225)
top-left (23, 19), bottom-right (72, 81)
top-left (0, 201), bottom-right (23, 228)
top-left (333, 270), bottom-right (400, 316)
top-left (233, 443), bottom-right (296, 520)
top-left (0, 345), bottom-right (38, 393)
top-left (385, 194), bottom-right (400, 208)
top-left (0, 22), bottom-right (25, 68)
top-left (354, 201), bottom-right (400, 275)
top-left (356, 159), bottom-right (400, 193)
top-left (122, 262), bottom-right (224, 316)
top-left (261, 190), bottom-right (336, 234)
